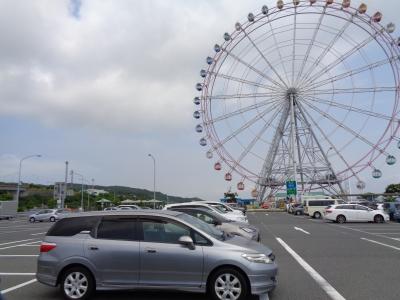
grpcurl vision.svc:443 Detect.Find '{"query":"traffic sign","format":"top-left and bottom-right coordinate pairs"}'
top-left (286, 180), bottom-right (297, 196)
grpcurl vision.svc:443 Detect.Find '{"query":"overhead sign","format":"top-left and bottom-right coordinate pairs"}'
top-left (286, 180), bottom-right (297, 196)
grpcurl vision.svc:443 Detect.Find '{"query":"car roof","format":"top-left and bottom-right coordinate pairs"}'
top-left (58, 209), bottom-right (182, 219)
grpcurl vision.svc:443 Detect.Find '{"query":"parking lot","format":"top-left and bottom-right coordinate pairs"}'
top-left (0, 212), bottom-right (399, 300)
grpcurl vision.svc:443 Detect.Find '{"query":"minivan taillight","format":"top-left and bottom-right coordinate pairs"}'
top-left (40, 242), bottom-right (56, 253)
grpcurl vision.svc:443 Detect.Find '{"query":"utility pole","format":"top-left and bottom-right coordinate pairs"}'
top-left (61, 161), bottom-right (69, 209)
top-left (148, 154), bottom-right (156, 209)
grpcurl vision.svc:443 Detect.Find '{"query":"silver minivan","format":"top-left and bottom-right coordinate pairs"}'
top-left (37, 210), bottom-right (277, 300)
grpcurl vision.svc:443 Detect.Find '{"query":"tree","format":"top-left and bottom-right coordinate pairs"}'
top-left (385, 183), bottom-right (400, 194)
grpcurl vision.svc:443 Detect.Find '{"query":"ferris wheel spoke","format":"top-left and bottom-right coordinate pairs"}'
top-left (291, 7), bottom-right (298, 85)
top-left (221, 47), bottom-right (284, 88)
top-left (215, 100), bottom-right (283, 150)
top-left (301, 98), bottom-right (389, 156)
top-left (238, 29), bottom-right (288, 88)
top-left (295, 5), bottom-right (327, 86)
top-left (205, 98), bottom-right (282, 125)
top-left (297, 12), bottom-right (353, 87)
top-left (296, 101), bottom-right (360, 179)
top-left (207, 92), bottom-right (283, 100)
top-left (302, 86), bottom-right (399, 95)
top-left (267, 16), bottom-right (291, 84)
top-left (302, 95), bottom-right (400, 122)
top-left (302, 32), bottom-right (379, 87)
top-left (209, 71), bottom-right (281, 92)
top-left (303, 55), bottom-right (400, 91)
top-left (231, 105), bottom-right (285, 170)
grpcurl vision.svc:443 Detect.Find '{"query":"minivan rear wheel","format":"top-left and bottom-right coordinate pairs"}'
top-left (60, 266), bottom-right (94, 300)
top-left (313, 212), bottom-right (322, 219)
top-left (209, 268), bottom-right (248, 300)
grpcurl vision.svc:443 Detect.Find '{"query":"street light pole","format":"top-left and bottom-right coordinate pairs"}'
top-left (148, 154), bottom-right (156, 209)
top-left (16, 154), bottom-right (41, 208)
top-left (74, 171), bottom-right (85, 211)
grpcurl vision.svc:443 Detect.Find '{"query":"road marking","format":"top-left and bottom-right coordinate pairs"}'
top-left (0, 238), bottom-right (37, 246)
top-left (265, 214), bottom-right (269, 216)
top-left (0, 273), bottom-right (36, 276)
top-left (294, 227), bottom-right (310, 235)
top-left (1, 278), bottom-right (37, 295)
top-left (361, 238), bottom-right (400, 251)
top-left (0, 255), bottom-right (39, 257)
top-left (336, 225), bottom-right (400, 242)
top-left (30, 232), bottom-right (47, 236)
top-left (0, 240), bottom-right (39, 250)
top-left (276, 237), bottom-right (346, 300)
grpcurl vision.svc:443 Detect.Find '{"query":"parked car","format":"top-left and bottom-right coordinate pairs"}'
top-left (324, 204), bottom-right (389, 223)
top-left (117, 205), bottom-right (140, 210)
top-left (167, 206), bottom-right (260, 241)
top-left (197, 201), bottom-right (245, 216)
top-left (103, 207), bottom-right (118, 211)
top-left (394, 209), bottom-right (400, 222)
top-left (292, 204), bottom-right (304, 216)
top-left (225, 202), bottom-right (247, 214)
top-left (381, 203), bottom-right (400, 220)
top-left (288, 203), bottom-right (302, 214)
top-left (28, 209), bottom-right (70, 223)
top-left (36, 210), bottom-right (277, 300)
top-left (164, 202), bottom-right (248, 223)
top-left (304, 198), bottom-right (345, 219)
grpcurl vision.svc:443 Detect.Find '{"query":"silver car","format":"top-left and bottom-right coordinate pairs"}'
top-left (37, 210), bottom-right (277, 300)
top-left (168, 206), bottom-right (260, 241)
top-left (29, 209), bottom-right (69, 223)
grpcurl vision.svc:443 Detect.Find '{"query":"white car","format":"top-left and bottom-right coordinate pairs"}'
top-left (324, 204), bottom-right (389, 223)
top-left (194, 201), bottom-right (245, 216)
top-left (163, 202), bottom-right (248, 223)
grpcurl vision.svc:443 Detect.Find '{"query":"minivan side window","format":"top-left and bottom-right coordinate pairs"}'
top-left (97, 218), bottom-right (137, 241)
top-left (47, 217), bottom-right (99, 237)
top-left (141, 219), bottom-right (191, 244)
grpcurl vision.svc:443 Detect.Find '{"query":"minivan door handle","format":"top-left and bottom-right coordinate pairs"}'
top-left (89, 246), bottom-right (98, 251)
top-left (146, 248), bottom-right (156, 253)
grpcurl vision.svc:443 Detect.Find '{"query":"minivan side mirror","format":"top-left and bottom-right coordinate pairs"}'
top-left (178, 236), bottom-right (195, 250)
top-left (213, 220), bottom-right (222, 226)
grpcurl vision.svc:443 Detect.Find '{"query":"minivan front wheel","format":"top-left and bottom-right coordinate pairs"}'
top-left (209, 268), bottom-right (248, 300)
top-left (60, 267), bottom-right (94, 300)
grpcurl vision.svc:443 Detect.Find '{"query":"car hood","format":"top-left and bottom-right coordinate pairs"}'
top-left (222, 235), bottom-right (272, 255)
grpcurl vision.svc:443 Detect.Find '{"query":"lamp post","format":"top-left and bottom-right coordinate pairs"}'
top-left (148, 154), bottom-right (156, 209)
top-left (73, 171), bottom-right (85, 211)
top-left (16, 154), bottom-right (41, 207)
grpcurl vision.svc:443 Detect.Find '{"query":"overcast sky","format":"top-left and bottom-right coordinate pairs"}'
top-left (0, 0), bottom-right (399, 201)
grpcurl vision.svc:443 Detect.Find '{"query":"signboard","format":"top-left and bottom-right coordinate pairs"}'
top-left (286, 180), bottom-right (297, 196)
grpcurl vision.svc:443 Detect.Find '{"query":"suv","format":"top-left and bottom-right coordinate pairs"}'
top-left (37, 211), bottom-right (277, 300)
top-left (167, 207), bottom-right (260, 241)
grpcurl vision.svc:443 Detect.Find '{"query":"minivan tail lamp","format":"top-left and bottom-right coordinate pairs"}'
top-left (242, 253), bottom-right (273, 264)
top-left (40, 242), bottom-right (57, 253)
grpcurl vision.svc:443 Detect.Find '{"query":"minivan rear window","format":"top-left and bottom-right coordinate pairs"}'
top-left (47, 216), bottom-right (99, 236)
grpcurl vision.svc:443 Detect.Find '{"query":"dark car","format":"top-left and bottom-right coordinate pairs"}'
top-left (292, 204), bottom-right (304, 215)
top-left (394, 209), bottom-right (400, 222)
top-left (168, 207), bottom-right (260, 241)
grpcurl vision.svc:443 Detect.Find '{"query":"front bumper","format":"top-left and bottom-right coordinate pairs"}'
top-left (247, 263), bottom-right (278, 295)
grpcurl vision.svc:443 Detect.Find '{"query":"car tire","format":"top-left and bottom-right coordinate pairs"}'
top-left (337, 215), bottom-right (346, 224)
top-left (29, 217), bottom-right (35, 223)
top-left (50, 217), bottom-right (56, 222)
top-left (208, 268), bottom-right (249, 300)
top-left (314, 212), bottom-right (322, 219)
top-left (374, 215), bottom-right (384, 223)
top-left (60, 266), bottom-right (95, 300)
top-left (295, 211), bottom-right (301, 216)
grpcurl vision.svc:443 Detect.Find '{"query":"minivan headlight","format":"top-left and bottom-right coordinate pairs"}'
top-left (242, 253), bottom-right (273, 264)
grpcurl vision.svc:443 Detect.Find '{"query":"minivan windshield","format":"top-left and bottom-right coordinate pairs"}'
top-left (177, 213), bottom-right (225, 241)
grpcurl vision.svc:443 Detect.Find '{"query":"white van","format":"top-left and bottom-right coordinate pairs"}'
top-left (303, 198), bottom-right (345, 219)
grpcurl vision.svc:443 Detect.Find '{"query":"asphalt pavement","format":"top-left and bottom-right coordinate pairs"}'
top-left (0, 212), bottom-right (399, 300)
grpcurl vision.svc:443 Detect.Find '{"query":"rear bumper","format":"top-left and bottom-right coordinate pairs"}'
top-left (36, 272), bottom-right (57, 287)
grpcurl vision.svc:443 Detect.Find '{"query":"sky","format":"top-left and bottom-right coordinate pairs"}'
top-left (0, 0), bottom-right (399, 201)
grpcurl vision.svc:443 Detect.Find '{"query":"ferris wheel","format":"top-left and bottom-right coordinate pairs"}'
top-left (193, 0), bottom-right (400, 201)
